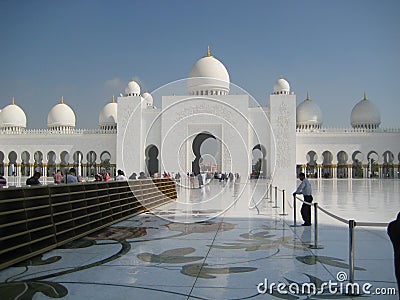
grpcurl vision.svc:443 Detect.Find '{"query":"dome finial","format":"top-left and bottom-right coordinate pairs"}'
top-left (363, 92), bottom-right (367, 101)
top-left (61, 96), bottom-right (64, 104)
top-left (11, 97), bottom-right (15, 105)
top-left (306, 92), bottom-right (310, 101)
top-left (207, 45), bottom-right (211, 57)
top-left (112, 95), bottom-right (115, 103)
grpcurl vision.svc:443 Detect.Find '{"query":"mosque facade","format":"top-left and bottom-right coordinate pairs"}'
top-left (0, 49), bottom-right (399, 192)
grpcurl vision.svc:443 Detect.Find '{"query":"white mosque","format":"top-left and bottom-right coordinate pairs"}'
top-left (0, 48), bottom-right (399, 192)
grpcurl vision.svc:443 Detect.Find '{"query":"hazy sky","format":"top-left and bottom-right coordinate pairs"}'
top-left (0, 0), bottom-right (399, 129)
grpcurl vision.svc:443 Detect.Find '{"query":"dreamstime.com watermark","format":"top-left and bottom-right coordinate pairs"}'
top-left (257, 271), bottom-right (397, 296)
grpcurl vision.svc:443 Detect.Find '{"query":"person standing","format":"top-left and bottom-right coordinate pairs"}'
top-left (63, 168), bottom-right (78, 184)
top-left (26, 172), bottom-right (42, 186)
top-left (388, 212), bottom-right (400, 299)
top-left (115, 169), bottom-right (128, 181)
top-left (54, 170), bottom-right (62, 184)
top-left (293, 172), bottom-right (313, 226)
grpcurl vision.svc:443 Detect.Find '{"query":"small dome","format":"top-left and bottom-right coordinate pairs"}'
top-left (142, 92), bottom-right (154, 107)
top-left (47, 98), bottom-right (76, 129)
top-left (0, 98), bottom-right (27, 129)
top-left (99, 96), bottom-right (117, 129)
top-left (273, 76), bottom-right (290, 95)
top-left (296, 93), bottom-right (323, 129)
top-left (125, 79), bottom-right (141, 96)
top-left (188, 46), bottom-right (230, 95)
top-left (350, 93), bottom-right (381, 129)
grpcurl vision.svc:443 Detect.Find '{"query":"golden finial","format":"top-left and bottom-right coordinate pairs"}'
top-left (60, 96), bottom-right (64, 104)
top-left (306, 92), bottom-right (310, 100)
top-left (207, 45), bottom-right (211, 57)
top-left (279, 75), bottom-right (283, 79)
top-left (112, 95), bottom-right (115, 103)
top-left (363, 92), bottom-right (367, 101)
top-left (11, 97), bottom-right (15, 105)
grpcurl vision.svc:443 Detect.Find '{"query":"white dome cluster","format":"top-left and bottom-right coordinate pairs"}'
top-left (142, 92), bottom-right (154, 107)
top-left (188, 46), bottom-right (230, 96)
top-left (0, 98), bottom-right (27, 132)
top-left (351, 93), bottom-right (380, 129)
top-left (47, 97), bottom-right (76, 131)
top-left (296, 93), bottom-right (323, 129)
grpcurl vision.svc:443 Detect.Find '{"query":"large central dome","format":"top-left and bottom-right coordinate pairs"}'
top-left (188, 47), bottom-right (230, 96)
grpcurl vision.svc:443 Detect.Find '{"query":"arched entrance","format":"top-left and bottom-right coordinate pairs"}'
top-left (47, 151), bottom-right (56, 177)
top-left (145, 145), bottom-right (159, 177)
top-left (8, 151), bottom-right (17, 176)
top-left (337, 151), bottom-right (348, 178)
top-left (322, 151), bottom-right (333, 178)
top-left (367, 151), bottom-right (379, 178)
top-left (252, 144), bottom-right (267, 179)
top-left (306, 151), bottom-right (318, 178)
top-left (34, 151), bottom-right (43, 174)
top-left (352, 151), bottom-right (364, 178)
top-left (21, 151), bottom-right (30, 176)
top-left (192, 132), bottom-right (217, 176)
top-left (382, 151), bottom-right (394, 178)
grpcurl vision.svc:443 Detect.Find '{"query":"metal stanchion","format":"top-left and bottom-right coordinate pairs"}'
top-left (349, 219), bottom-right (356, 285)
top-left (268, 184), bottom-right (273, 203)
top-left (279, 189), bottom-right (288, 216)
top-left (272, 186), bottom-right (279, 208)
top-left (290, 195), bottom-right (302, 227)
top-left (309, 203), bottom-right (323, 249)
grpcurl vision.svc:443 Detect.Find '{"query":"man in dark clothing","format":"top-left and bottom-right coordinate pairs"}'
top-left (388, 212), bottom-right (400, 299)
top-left (26, 172), bottom-right (41, 185)
top-left (0, 173), bottom-right (6, 187)
top-left (293, 172), bottom-right (313, 226)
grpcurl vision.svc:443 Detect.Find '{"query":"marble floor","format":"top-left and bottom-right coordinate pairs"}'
top-left (0, 178), bottom-right (399, 299)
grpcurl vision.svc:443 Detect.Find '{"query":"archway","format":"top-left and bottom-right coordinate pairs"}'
top-left (322, 151), bottom-right (333, 178)
top-left (60, 151), bottom-right (70, 176)
top-left (337, 151), bottom-right (348, 178)
top-left (87, 151), bottom-right (97, 177)
top-left (34, 151), bottom-right (43, 174)
top-left (382, 151), bottom-right (394, 178)
top-left (367, 151), bottom-right (379, 178)
top-left (352, 151), bottom-right (364, 178)
top-left (306, 151), bottom-right (318, 178)
top-left (192, 132), bottom-right (216, 176)
top-left (145, 145), bottom-right (159, 177)
top-left (21, 151), bottom-right (30, 176)
top-left (8, 151), bottom-right (17, 176)
top-left (252, 144), bottom-right (267, 179)
top-left (47, 151), bottom-right (56, 177)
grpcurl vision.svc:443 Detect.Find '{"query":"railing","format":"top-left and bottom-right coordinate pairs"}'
top-left (268, 184), bottom-right (388, 294)
top-left (0, 179), bottom-right (177, 270)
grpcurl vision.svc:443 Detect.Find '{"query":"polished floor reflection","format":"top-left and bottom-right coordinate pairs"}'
top-left (0, 179), bottom-right (398, 299)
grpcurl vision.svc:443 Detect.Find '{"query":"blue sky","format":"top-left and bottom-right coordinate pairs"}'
top-left (0, 0), bottom-right (399, 129)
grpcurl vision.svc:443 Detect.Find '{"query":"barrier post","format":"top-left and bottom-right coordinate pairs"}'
top-left (349, 220), bottom-right (356, 286)
top-left (309, 203), bottom-right (323, 249)
top-left (279, 189), bottom-right (288, 216)
top-left (272, 186), bottom-right (279, 208)
top-left (269, 184), bottom-right (273, 203)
